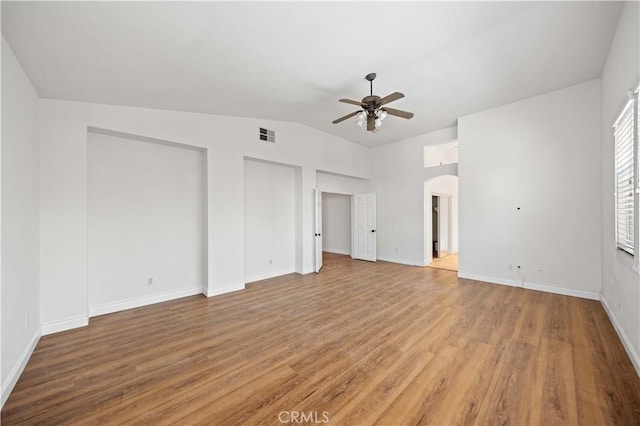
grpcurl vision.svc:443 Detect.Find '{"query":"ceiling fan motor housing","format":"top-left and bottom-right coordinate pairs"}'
top-left (362, 95), bottom-right (382, 116)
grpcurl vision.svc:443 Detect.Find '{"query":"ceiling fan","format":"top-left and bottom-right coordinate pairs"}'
top-left (332, 73), bottom-right (414, 132)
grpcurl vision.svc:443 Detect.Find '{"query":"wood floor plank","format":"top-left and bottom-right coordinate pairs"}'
top-left (3, 252), bottom-right (640, 425)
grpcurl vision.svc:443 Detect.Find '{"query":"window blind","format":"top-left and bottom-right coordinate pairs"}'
top-left (614, 99), bottom-right (635, 255)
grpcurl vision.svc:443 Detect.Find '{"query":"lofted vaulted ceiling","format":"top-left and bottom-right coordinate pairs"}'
top-left (1, 1), bottom-right (623, 147)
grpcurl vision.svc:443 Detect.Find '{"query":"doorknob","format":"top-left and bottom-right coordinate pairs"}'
top-left (371, 229), bottom-right (376, 233)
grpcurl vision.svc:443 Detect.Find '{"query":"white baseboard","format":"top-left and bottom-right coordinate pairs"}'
top-left (245, 268), bottom-right (296, 284)
top-left (41, 315), bottom-right (89, 335)
top-left (376, 256), bottom-right (422, 267)
top-left (457, 272), bottom-right (600, 300)
top-left (206, 282), bottom-right (245, 297)
top-left (89, 287), bottom-right (203, 317)
top-left (1, 327), bottom-right (41, 408)
top-left (601, 294), bottom-right (640, 377)
top-left (323, 248), bottom-right (351, 256)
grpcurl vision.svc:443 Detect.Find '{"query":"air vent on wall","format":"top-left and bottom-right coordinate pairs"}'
top-left (259, 127), bottom-right (275, 143)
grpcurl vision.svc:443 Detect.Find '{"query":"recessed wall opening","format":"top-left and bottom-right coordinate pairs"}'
top-left (424, 140), bottom-right (458, 168)
top-left (87, 128), bottom-right (207, 317)
top-left (244, 158), bottom-right (298, 283)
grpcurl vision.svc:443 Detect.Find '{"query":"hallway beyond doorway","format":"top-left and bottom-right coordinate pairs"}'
top-left (428, 253), bottom-right (458, 272)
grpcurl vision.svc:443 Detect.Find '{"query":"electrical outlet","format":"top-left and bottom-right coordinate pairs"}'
top-left (147, 277), bottom-right (153, 286)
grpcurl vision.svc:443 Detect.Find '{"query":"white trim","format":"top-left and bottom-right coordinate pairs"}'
top-left (41, 316), bottom-right (89, 335)
top-left (377, 256), bottom-right (422, 267)
top-left (206, 282), bottom-right (245, 297)
top-left (245, 268), bottom-right (296, 284)
top-left (89, 287), bottom-right (203, 317)
top-left (301, 267), bottom-right (316, 275)
top-left (457, 273), bottom-right (600, 300)
top-left (601, 294), bottom-right (640, 377)
top-left (1, 327), bottom-right (41, 408)
top-left (322, 248), bottom-right (351, 256)
top-left (613, 98), bottom-right (634, 128)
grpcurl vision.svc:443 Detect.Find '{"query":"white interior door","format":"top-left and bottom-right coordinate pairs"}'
top-left (354, 193), bottom-right (376, 262)
top-left (315, 187), bottom-right (323, 273)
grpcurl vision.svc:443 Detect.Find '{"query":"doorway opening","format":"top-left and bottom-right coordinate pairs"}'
top-left (424, 175), bottom-right (458, 272)
top-left (322, 192), bottom-right (352, 261)
top-left (314, 190), bottom-right (377, 273)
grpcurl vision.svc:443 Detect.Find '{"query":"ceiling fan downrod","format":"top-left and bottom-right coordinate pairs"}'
top-left (366, 73), bottom-right (376, 96)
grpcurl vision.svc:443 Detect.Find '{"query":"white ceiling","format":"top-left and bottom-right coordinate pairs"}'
top-left (1, 1), bottom-right (622, 147)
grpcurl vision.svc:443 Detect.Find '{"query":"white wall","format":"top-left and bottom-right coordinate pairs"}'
top-left (458, 79), bottom-right (602, 299)
top-left (87, 131), bottom-right (205, 316)
top-left (37, 99), bottom-right (371, 332)
top-left (316, 170), bottom-right (370, 195)
top-left (322, 193), bottom-right (351, 255)
top-left (600, 1), bottom-right (640, 375)
top-left (371, 127), bottom-right (458, 266)
top-left (244, 159), bottom-right (296, 283)
top-left (1, 37), bottom-right (41, 406)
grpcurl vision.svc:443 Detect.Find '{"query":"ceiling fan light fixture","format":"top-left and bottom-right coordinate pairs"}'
top-left (333, 73), bottom-right (413, 133)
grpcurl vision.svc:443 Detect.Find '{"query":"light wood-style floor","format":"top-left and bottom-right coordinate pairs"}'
top-left (428, 253), bottom-right (459, 272)
top-left (3, 253), bottom-right (640, 425)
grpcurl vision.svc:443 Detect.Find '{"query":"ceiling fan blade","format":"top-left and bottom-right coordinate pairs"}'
top-left (339, 98), bottom-right (365, 107)
top-left (379, 92), bottom-right (404, 106)
top-left (383, 107), bottom-right (414, 119)
top-left (332, 110), bottom-right (360, 124)
top-left (367, 115), bottom-right (375, 131)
